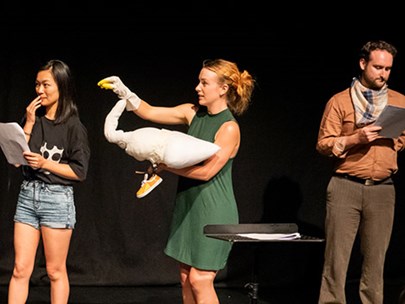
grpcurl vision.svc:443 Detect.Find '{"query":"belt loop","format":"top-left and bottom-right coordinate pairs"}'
top-left (364, 179), bottom-right (375, 186)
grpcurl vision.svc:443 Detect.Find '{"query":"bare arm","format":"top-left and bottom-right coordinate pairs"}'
top-left (23, 151), bottom-right (81, 181)
top-left (98, 75), bottom-right (196, 125)
top-left (160, 121), bottom-right (240, 181)
top-left (23, 96), bottom-right (42, 141)
top-left (134, 101), bottom-right (196, 125)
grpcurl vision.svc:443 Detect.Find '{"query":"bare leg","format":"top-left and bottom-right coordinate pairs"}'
top-left (180, 263), bottom-right (196, 304)
top-left (179, 263), bottom-right (219, 304)
top-left (41, 226), bottom-right (73, 304)
top-left (189, 267), bottom-right (219, 304)
top-left (8, 223), bottom-right (41, 304)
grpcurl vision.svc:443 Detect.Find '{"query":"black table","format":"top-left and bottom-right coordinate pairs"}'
top-left (204, 223), bottom-right (324, 303)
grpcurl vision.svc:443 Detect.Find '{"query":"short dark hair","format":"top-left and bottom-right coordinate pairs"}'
top-left (360, 40), bottom-right (397, 62)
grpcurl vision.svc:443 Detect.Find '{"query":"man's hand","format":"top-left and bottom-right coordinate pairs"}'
top-left (358, 125), bottom-right (383, 143)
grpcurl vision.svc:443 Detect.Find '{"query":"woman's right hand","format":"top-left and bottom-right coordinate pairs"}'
top-left (24, 96), bottom-right (42, 136)
top-left (25, 96), bottom-right (42, 125)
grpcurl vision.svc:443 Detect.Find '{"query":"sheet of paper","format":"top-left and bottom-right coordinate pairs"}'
top-left (237, 232), bottom-right (301, 241)
top-left (0, 122), bottom-right (30, 165)
top-left (374, 105), bottom-right (405, 138)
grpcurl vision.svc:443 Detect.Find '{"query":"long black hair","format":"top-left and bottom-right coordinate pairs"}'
top-left (39, 59), bottom-right (79, 124)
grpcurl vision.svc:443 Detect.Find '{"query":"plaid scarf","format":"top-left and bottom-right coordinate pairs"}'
top-left (350, 77), bottom-right (388, 127)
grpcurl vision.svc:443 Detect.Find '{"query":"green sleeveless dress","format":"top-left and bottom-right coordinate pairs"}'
top-left (164, 108), bottom-right (239, 270)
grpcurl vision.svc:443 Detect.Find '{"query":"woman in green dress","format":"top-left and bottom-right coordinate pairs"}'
top-left (98, 58), bottom-right (255, 304)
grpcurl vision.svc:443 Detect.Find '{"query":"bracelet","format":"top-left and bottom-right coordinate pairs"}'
top-left (24, 131), bottom-right (31, 136)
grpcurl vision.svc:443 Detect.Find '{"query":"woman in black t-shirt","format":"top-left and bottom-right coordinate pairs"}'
top-left (8, 59), bottom-right (90, 303)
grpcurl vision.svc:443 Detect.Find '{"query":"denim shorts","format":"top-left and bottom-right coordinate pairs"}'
top-left (14, 180), bottom-right (76, 229)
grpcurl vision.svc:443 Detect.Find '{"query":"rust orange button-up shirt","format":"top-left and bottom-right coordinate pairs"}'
top-left (316, 88), bottom-right (405, 180)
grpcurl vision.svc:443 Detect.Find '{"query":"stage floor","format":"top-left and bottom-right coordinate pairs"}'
top-left (0, 280), bottom-right (404, 303)
top-left (0, 284), bottom-right (305, 304)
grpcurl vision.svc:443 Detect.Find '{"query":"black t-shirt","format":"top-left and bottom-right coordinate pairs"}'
top-left (22, 115), bottom-right (90, 185)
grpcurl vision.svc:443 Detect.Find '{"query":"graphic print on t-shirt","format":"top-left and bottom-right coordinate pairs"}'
top-left (39, 142), bottom-right (64, 175)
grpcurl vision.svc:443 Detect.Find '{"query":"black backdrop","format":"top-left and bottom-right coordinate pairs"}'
top-left (1, 2), bottom-right (405, 293)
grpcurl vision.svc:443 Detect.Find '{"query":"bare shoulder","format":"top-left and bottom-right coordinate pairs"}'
top-left (218, 120), bottom-right (240, 137)
top-left (175, 103), bottom-right (198, 124)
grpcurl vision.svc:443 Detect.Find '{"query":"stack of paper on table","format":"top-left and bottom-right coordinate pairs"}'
top-left (237, 232), bottom-right (301, 240)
